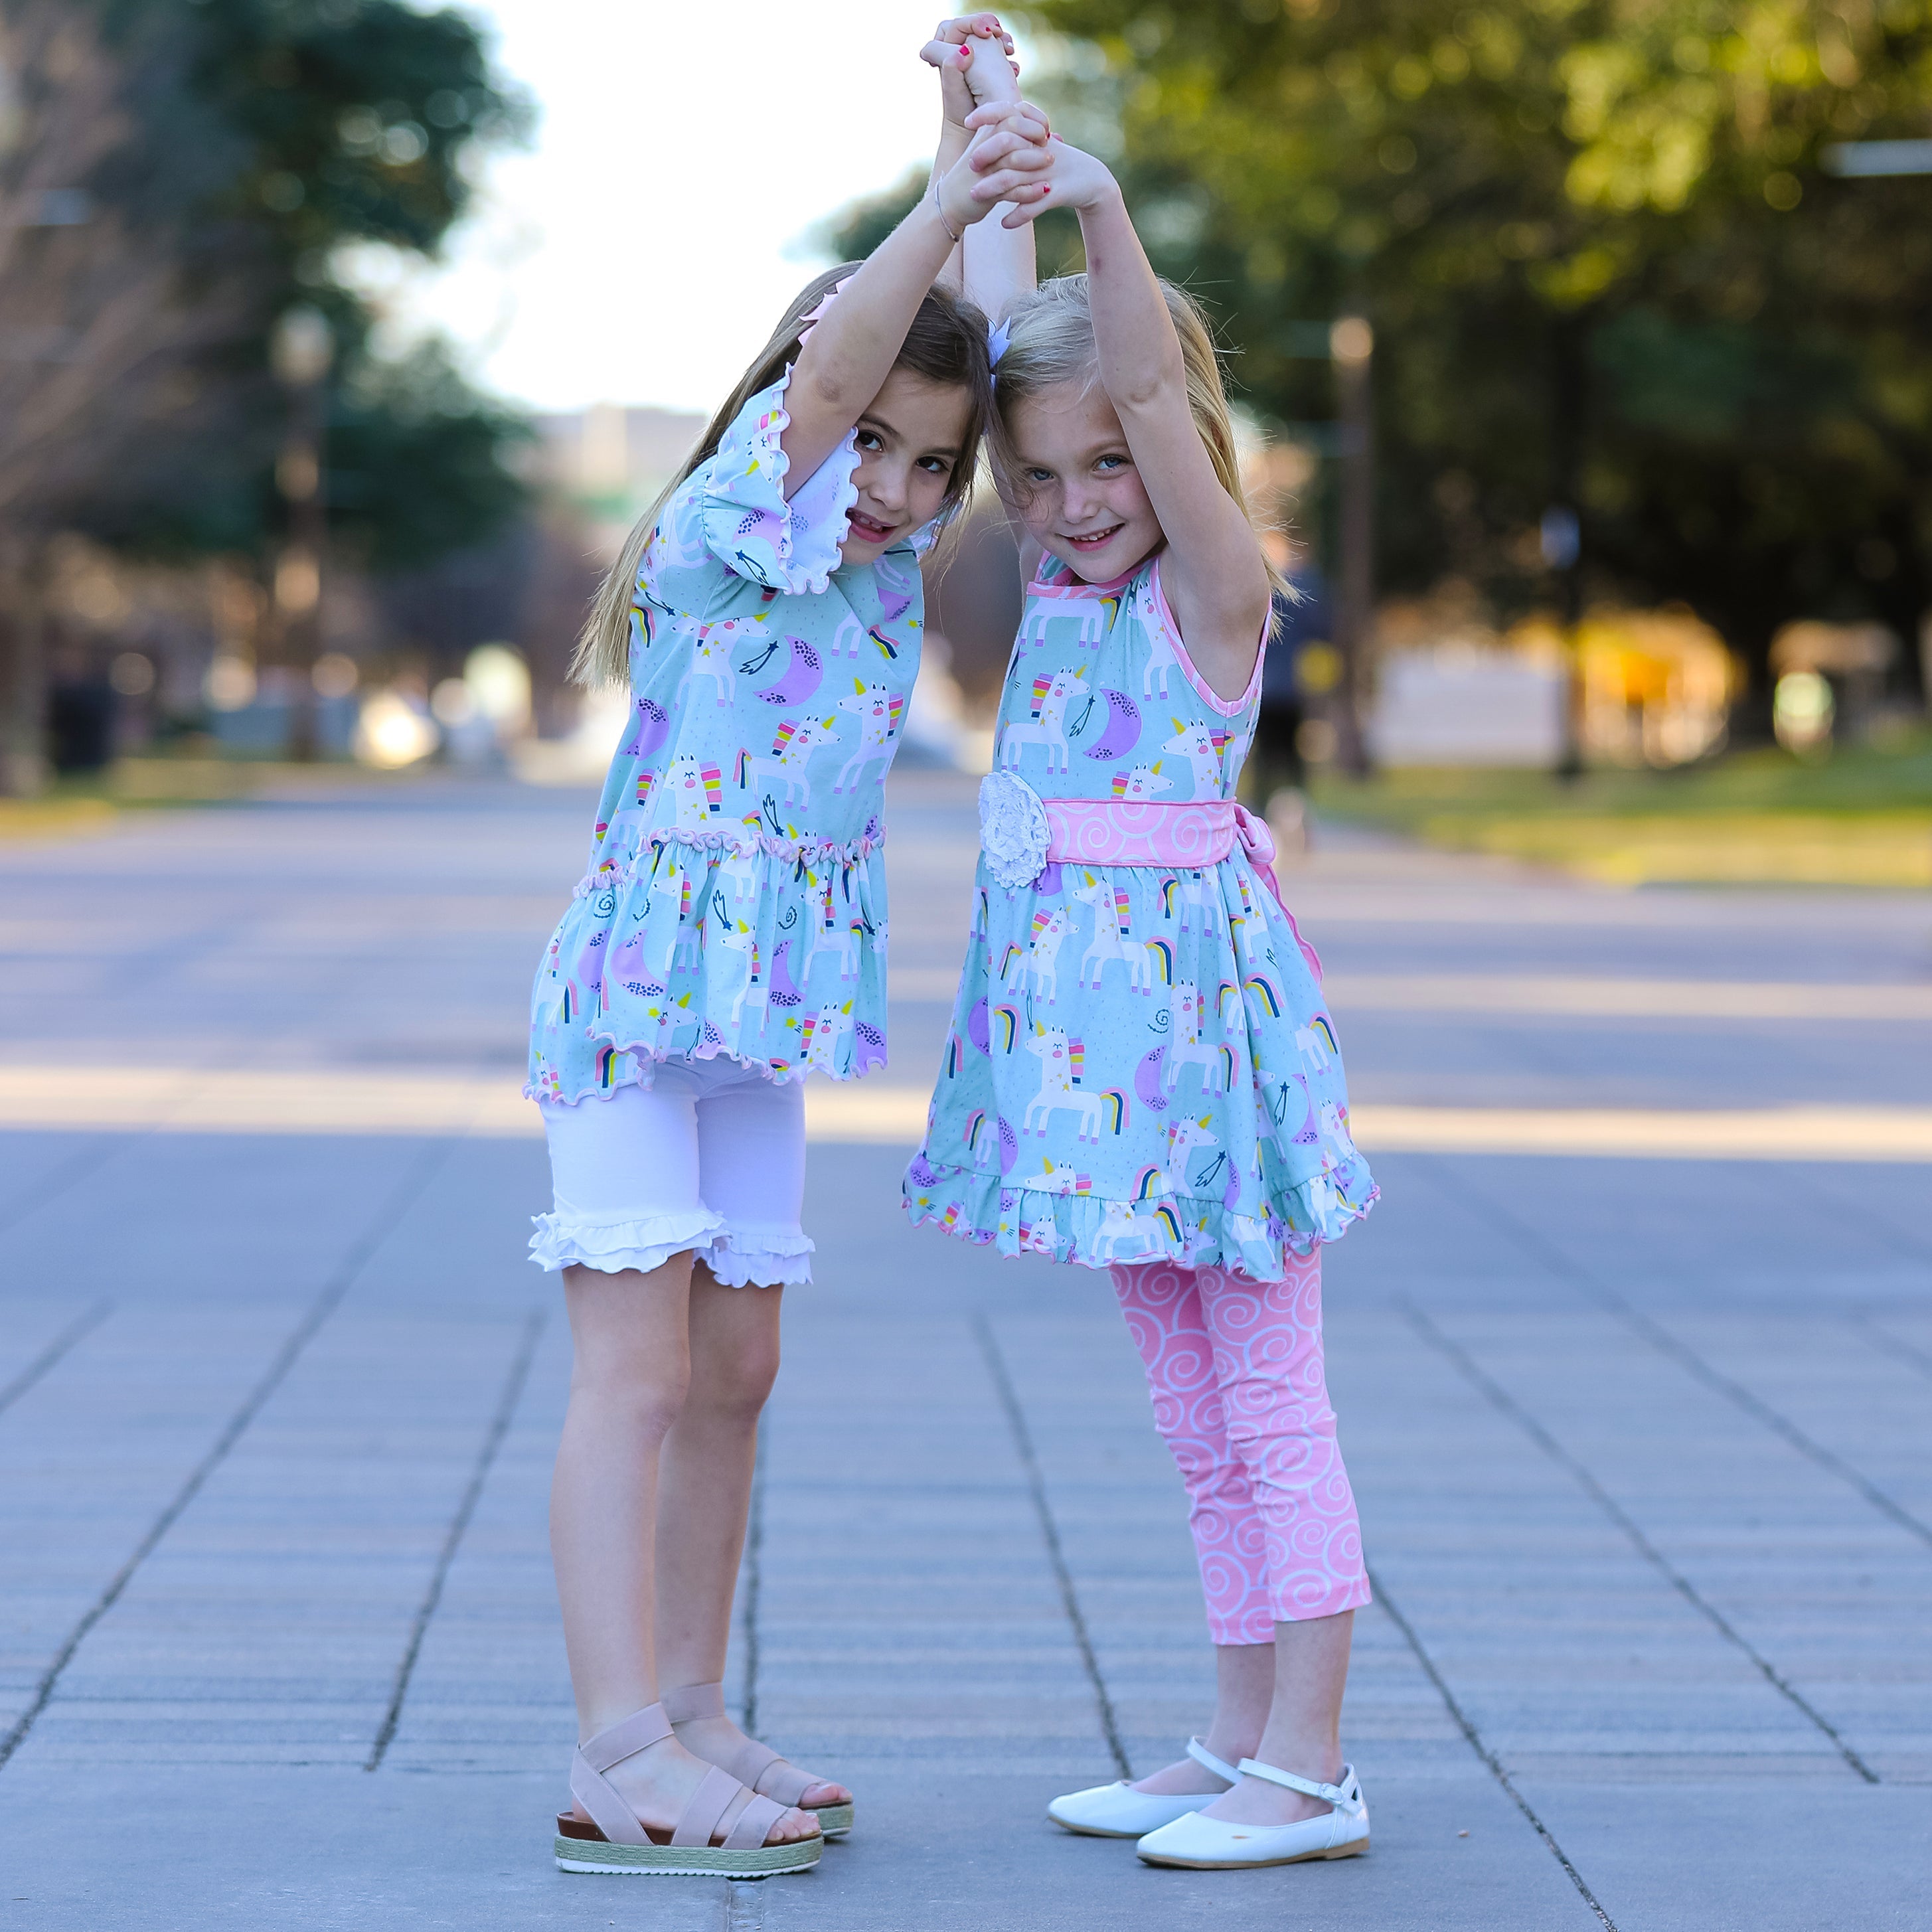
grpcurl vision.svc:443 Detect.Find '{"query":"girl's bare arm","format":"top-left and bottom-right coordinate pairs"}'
top-left (1012, 143), bottom-right (1271, 698)
top-left (780, 111), bottom-right (1048, 489)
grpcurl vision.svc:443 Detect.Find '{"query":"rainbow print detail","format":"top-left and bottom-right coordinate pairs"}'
top-left (636, 771), bottom-right (655, 807)
top-left (897, 548), bottom-right (1376, 1277)
top-left (700, 765), bottom-right (723, 814)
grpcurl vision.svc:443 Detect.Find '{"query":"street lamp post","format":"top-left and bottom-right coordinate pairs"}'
top-left (270, 306), bottom-right (333, 763)
top-left (1329, 315), bottom-right (1374, 777)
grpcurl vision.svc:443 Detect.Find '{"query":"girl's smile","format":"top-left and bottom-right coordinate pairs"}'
top-left (1006, 380), bottom-right (1164, 582)
top-left (837, 365), bottom-right (975, 563)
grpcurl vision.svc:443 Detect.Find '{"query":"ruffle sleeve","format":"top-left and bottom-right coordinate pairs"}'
top-left (698, 370), bottom-right (860, 595)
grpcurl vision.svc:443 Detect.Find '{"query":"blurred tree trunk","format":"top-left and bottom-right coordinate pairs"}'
top-left (0, 536), bottom-right (46, 795)
top-left (0, 0), bottom-right (254, 788)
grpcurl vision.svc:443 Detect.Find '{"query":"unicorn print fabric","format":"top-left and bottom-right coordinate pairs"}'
top-left (904, 554), bottom-right (1376, 1279)
top-left (527, 371), bottom-right (925, 1105)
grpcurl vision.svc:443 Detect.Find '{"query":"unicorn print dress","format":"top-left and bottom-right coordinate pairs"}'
top-left (526, 372), bottom-right (925, 1105)
top-left (904, 554), bottom-right (1376, 1279)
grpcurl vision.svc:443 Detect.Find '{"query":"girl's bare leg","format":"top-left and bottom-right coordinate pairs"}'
top-left (1200, 1611), bottom-right (1353, 1826)
top-left (1131, 1640), bottom-right (1275, 1794)
top-left (1129, 1611), bottom-right (1353, 1826)
top-left (654, 1263), bottom-right (851, 1811)
top-left (549, 1255), bottom-right (816, 1842)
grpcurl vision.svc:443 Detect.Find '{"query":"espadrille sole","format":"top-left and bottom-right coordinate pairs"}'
top-left (553, 1832), bottom-right (822, 1877)
top-left (813, 1801), bottom-right (854, 1838)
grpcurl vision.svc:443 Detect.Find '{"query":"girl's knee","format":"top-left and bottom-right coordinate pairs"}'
top-left (690, 1341), bottom-right (780, 1419)
top-left (570, 1351), bottom-right (692, 1441)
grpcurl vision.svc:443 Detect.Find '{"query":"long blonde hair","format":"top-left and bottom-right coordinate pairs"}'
top-left (572, 265), bottom-right (993, 687)
top-left (988, 274), bottom-right (1286, 602)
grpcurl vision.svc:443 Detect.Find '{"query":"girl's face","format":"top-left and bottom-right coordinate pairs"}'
top-left (838, 367), bottom-right (975, 564)
top-left (1005, 380), bottom-right (1162, 582)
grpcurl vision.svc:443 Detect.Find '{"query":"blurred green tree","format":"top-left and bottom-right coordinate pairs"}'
top-left (1006, 0), bottom-right (1932, 702)
top-left (0, 0), bottom-right (533, 787)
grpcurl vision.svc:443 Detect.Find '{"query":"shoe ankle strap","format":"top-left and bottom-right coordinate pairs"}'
top-left (661, 1680), bottom-right (727, 1724)
top-left (1238, 1757), bottom-right (1361, 1812)
top-left (1185, 1737), bottom-right (1241, 1785)
top-left (578, 1702), bottom-right (673, 1774)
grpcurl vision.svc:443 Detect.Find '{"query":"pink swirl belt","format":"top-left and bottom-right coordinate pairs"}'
top-left (1042, 798), bottom-right (1271, 872)
top-left (1040, 797), bottom-right (1319, 977)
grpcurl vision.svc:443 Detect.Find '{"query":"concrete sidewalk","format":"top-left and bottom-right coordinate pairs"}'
top-left (1, 770), bottom-right (1928, 1931)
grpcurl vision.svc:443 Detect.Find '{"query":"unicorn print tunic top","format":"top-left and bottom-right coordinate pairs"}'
top-left (526, 372), bottom-right (926, 1105)
top-left (904, 553), bottom-right (1377, 1279)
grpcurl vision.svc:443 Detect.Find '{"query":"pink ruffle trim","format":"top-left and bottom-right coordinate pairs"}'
top-left (572, 825), bottom-right (883, 900)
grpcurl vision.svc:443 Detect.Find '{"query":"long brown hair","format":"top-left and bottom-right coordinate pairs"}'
top-left (572, 265), bottom-right (993, 686)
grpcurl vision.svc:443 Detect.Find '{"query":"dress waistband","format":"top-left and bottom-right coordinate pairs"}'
top-left (1042, 798), bottom-right (1255, 869)
top-left (977, 774), bottom-right (1318, 976)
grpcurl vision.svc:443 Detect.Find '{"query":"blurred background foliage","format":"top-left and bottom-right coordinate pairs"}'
top-left (0, 0), bottom-right (541, 791)
top-left (1016, 0), bottom-right (1932, 692)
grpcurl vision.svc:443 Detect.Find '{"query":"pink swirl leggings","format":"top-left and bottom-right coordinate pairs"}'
top-left (1109, 1254), bottom-right (1371, 1645)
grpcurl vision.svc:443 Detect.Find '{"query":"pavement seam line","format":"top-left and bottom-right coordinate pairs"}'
top-left (0, 1141), bottom-right (452, 1775)
top-left (0, 1299), bottom-right (112, 1421)
top-left (724, 1877), bottom-right (766, 1930)
top-left (366, 1304), bottom-right (549, 1771)
top-left (1446, 1160), bottom-right (1932, 1552)
top-left (0, 1143), bottom-right (127, 1238)
top-left (973, 1312), bottom-right (1133, 1782)
top-left (1366, 1565), bottom-right (1620, 1932)
top-left (740, 1422), bottom-right (768, 1742)
top-left (1852, 1312), bottom-right (1932, 1381)
top-left (1400, 1300), bottom-right (1882, 1785)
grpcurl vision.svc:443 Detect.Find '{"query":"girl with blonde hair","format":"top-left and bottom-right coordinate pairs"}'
top-left (525, 17), bottom-right (1048, 1878)
top-left (904, 126), bottom-right (1380, 1872)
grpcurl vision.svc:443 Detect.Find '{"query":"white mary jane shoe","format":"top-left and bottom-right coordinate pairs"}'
top-left (1047, 1739), bottom-right (1240, 1838)
top-left (1135, 1758), bottom-right (1370, 1869)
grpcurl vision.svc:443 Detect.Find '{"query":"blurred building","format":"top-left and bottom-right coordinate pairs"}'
top-left (534, 404), bottom-right (707, 562)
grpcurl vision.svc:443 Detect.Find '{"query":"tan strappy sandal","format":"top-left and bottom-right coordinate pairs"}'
top-left (663, 1680), bottom-right (856, 1838)
top-left (553, 1702), bottom-right (823, 1876)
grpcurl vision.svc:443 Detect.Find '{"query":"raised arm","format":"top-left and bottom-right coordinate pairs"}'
top-left (1014, 144), bottom-right (1271, 700)
top-left (922, 16), bottom-right (1040, 313)
top-left (781, 58), bottom-right (1048, 489)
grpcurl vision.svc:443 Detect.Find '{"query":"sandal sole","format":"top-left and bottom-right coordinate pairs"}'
top-left (814, 1803), bottom-right (854, 1838)
top-left (554, 1834), bottom-right (823, 1877)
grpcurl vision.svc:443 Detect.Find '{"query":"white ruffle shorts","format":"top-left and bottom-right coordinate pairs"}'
top-left (529, 1058), bottom-right (812, 1286)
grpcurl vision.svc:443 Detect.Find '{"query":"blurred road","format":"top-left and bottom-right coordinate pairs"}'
top-left (1, 769), bottom-right (1929, 1932)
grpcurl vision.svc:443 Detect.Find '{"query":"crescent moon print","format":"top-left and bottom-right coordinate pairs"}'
top-left (621, 698), bottom-right (670, 760)
top-left (759, 637), bottom-right (823, 708)
top-left (1082, 688), bottom-right (1141, 761)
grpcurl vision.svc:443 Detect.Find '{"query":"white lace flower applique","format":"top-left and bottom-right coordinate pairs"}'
top-left (978, 771), bottom-right (1050, 890)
